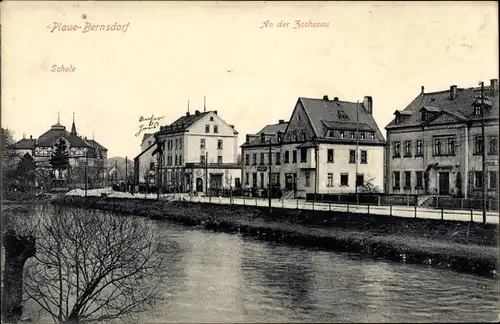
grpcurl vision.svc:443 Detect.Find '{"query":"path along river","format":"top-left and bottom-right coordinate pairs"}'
top-left (24, 217), bottom-right (499, 323)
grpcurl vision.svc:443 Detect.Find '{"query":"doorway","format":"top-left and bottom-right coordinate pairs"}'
top-left (438, 172), bottom-right (450, 195)
top-left (196, 178), bottom-right (203, 193)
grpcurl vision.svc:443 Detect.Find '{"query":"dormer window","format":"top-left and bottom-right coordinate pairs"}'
top-left (337, 110), bottom-right (350, 121)
top-left (301, 130), bottom-right (306, 141)
top-left (277, 132), bottom-right (282, 142)
top-left (421, 110), bottom-right (427, 121)
top-left (292, 131), bottom-right (297, 141)
top-left (395, 114), bottom-right (402, 124)
top-left (474, 106), bottom-right (482, 116)
top-left (339, 131), bottom-right (345, 139)
top-left (328, 129), bottom-right (334, 137)
top-left (260, 133), bottom-right (266, 143)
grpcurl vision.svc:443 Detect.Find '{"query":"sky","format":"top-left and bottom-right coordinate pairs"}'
top-left (1, 1), bottom-right (498, 158)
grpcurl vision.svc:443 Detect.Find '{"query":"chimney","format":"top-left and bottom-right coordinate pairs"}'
top-left (186, 111), bottom-right (190, 117)
top-left (421, 86), bottom-right (425, 94)
top-left (195, 110), bottom-right (200, 115)
top-left (214, 110), bottom-right (218, 115)
top-left (322, 95), bottom-right (329, 101)
top-left (30, 135), bottom-right (33, 139)
top-left (362, 96), bottom-right (373, 115)
top-left (490, 79), bottom-right (499, 95)
top-left (449, 85), bottom-right (457, 100)
top-left (333, 97), bottom-right (339, 101)
top-left (246, 134), bottom-right (250, 143)
top-left (278, 119), bottom-right (285, 124)
top-left (229, 124), bottom-right (234, 128)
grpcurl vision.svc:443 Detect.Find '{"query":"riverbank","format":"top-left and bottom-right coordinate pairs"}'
top-left (52, 195), bottom-right (498, 277)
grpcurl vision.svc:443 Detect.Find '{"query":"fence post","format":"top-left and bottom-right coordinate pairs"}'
top-left (367, 204), bottom-right (370, 214)
top-left (296, 199), bottom-right (299, 210)
top-left (378, 196), bottom-right (381, 206)
top-left (255, 198), bottom-right (257, 206)
top-left (460, 198), bottom-right (464, 210)
top-left (441, 208), bottom-right (444, 220)
top-left (282, 199), bottom-right (284, 209)
top-left (209, 196), bottom-right (212, 203)
top-left (347, 204), bottom-right (350, 213)
top-left (190, 194), bottom-right (192, 202)
top-left (390, 204), bottom-right (392, 216)
top-left (243, 197), bottom-right (246, 206)
top-left (470, 209), bottom-right (473, 222)
top-left (312, 201), bottom-right (315, 211)
top-left (329, 202), bottom-right (331, 211)
top-left (414, 205), bottom-right (417, 218)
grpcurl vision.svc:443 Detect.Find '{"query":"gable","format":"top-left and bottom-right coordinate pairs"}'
top-left (187, 112), bottom-right (237, 136)
top-left (424, 111), bottom-right (465, 126)
top-left (283, 100), bottom-right (316, 142)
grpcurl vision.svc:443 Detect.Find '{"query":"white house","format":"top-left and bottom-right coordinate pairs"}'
top-left (241, 95), bottom-right (386, 198)
top-left (137, 108), bottom-right (241, 193)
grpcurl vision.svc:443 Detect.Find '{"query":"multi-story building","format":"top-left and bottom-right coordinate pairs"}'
top-left (136, 109), bottom-right (241, 193)
top-left (135, 133), bottom-right (155, 182)
top-left (10, 115), bottom-right (108, 187)
top-left (241, 95), bottom-right (386, 198)
top-left (385, 79), bottom-right (499, 198)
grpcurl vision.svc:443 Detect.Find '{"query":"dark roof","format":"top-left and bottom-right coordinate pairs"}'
top-left (241, 122), bottom-right (288, 147)
top-left (86, 139), bottom-right (108, 152)
top-left (11, 138), bottom-right (36, 149)
top-left (158, 111), bottom-right (211, 134)
top-left (321, 121), bottom-right (374, 132)
top-left (298, 97), bottom-right (385, 142)
top-left (141, 133), bottom-right (153, 143)
top-left (386, 85), bottom-right (499, 129)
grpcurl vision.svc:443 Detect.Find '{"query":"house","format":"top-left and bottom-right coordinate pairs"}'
top-left (10, 115), bottom-right (108, 187)
top-left (137, 133), bottom-right (155, 181)
top-left (137, 108), bottom-right (241, 193)
top-left (384, 79), bottom-right (499, 198)
top-left (241, 95), bottom-right (386, 198)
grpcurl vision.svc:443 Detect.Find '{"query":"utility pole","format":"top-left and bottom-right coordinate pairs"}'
top-left (157, 163), bottom-right (160, 201)
top-left (480, 81), bottom-right (487, 223)
top-left (125, 156), bottom-right (128, 192)
top-left (115, 160), bottom-right (118, 186)
top-left (268, 139), bottom-right (272, 214)
top-left (205, 152), bottom-right (208, 196)
top-left (84, 150), bottom-right (88, 197)
top-left (355, 100), bottom-right (360, 205)
top-left (314, 139), bottom-right (319, 203)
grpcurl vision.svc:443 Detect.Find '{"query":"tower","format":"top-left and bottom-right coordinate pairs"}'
top-left (70, 112), bottom-right (77, 135)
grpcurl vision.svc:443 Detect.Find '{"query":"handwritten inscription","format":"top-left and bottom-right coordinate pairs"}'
top-left (135, 115), bottom-right (165, 137)
top-left (260, 20), bottom-right (330, 29)
top-left (48, 22), bottom-right (131, 33)
top-left (51, 64), bottom-right (76, 72)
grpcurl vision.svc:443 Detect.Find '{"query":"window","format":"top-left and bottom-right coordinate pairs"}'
top-left (356, 174), bottom-right (364, 186)
top-left (328, 130), bottom-right (334, 137)
top-left (284, 151), bottom-right (290, 163)
top-left (235, 178), bottom-right (241, 188)
top-left (474, 171), bottom-right (483, 189)
top-left (393, 141), bottom-right (401, 157)
top-left (148, 140), bottom-right (151, 146)
top-left (210, 116), bottom-right (214, 121)
top-left (340, 174), bottom-right (349, 186)
top-left (474, 106), bottom-right (482, 116)
top-left (200, 155), bottom-right (206, 164)
top-left (179, 155), bottom-right (183, 165)
top-left (349, 131), bottom-right (355, 139)
top-left (359, 132), bottom-right (365, 139)
top-left (245, 154), bottom-right (249, 166)
top-left (300, 148), bottom-right (307, 162)
top-left (175, 139), bottom-right (178, 149)
top-left (349, 150), bottom-right (356, 163)
top-left (292, 150), bottom-right (297, 163)
top-left (252, 153), bottom-right (257, 165)
top-left (338, 110), bottom-right (350, 121)
top-left (252, 173), bottom-right (257, 187)
top-left (369, 132), bottom-right (375, 139)
top-left (217, 139), bottom-right (223, 150)
top-left (393, 171), bottom-right (400, 189)
top-left (301, 130), bottom-right (307, 141)
top-left (260, 153), bottom-right (265, 165)
top-left (200, 139), bottom-right (205, 149)
top-left (260, 173), bottom-right (265, 189)
top-left (339, 131), bottom-right (345, 139)
top-left (489, 136), bottom-right (498, 154)
top-left (404, 171), bottom-right (411, 189)
top-left (404, 140), bottom-right (412, 157)
top-left (447, 137), bottom-right (455, 155)
top-left (327, 173), bottom-right (333, 187)
top-left (416, 171), bottom-right (423, 188)
top-left (327, 149), bottom-right (334, 162)
top-left (245, 172), bottom-right (249, 185)
top-left (421, 111), bottom-right (427, 121)
top-left (179, 138), bottom-right (183, 148)
top-left (434, 139), bottom-right (442, 155)
top-left (475, 136), bottom-right (484, 154)
top-left (205, 125), bottom-right (210, 133)
top-left (489, 171), bottom-right (498, 190)
top-left (276, 152), bottom-right (281, 165)
top-left (395, 114), bottom-right (402, 124)
top-left (214, 125), bottom-right (219, 133)
top-left (292, 131), bottom-right (298, 141)
top-left (217, 156), bottom-right (223, 164)
top-left (277, 132), bottom-right (283, 142)
top-left (361, 151), bottom-right (367, 164)
top-left (175, 155), bottom-right (178, 165)
top-left (305, 171), bottom-right (311, 187)
top-left (260, 133), bottom-right (266, 143)
top-left (416, 140), bottom-right (423, 156)
top-left (149, 162), bottom-right (155, 170)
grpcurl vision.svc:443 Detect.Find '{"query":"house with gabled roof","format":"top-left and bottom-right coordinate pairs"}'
top-left (385, 79), bottom-right (499, 198)
top-left (10, 114), bottom-right (108, 187)
top-left (136, 107), bottom-right (241, 194)
top-left (241, 95), bottom-right (386, 198)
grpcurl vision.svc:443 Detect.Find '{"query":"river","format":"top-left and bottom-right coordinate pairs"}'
top-left (23, 219), bottom-right (498, 323)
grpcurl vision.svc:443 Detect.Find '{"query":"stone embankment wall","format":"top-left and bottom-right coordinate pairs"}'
top-left (52, 196), bottom-right (498, 277)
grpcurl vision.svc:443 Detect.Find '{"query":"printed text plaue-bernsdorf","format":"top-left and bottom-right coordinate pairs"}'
top-left (49, 22), bottom-right (131, 33)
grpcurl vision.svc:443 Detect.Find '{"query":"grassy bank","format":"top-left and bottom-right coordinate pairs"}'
top-left (52, 195), bottom-right (499, 277)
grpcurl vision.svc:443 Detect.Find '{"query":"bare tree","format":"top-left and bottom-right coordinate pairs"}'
top-left (358, 177), bottom-right (382, 194)
top-left (23, 207), bottom-right (167, 323)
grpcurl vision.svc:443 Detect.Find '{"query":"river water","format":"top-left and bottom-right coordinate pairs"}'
top-left (23, 219), bottom-right (498, 323)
